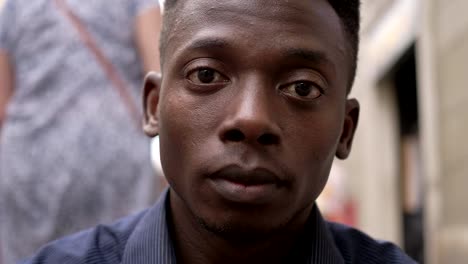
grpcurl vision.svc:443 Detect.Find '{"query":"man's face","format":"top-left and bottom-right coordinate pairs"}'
top-left (145, 0), bottom-right (359, 236)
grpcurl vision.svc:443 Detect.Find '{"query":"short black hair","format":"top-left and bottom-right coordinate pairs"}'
top-left (160, 0), bottom-right (361, 89)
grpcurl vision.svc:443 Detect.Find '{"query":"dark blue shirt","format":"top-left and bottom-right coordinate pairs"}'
top-left (22, 190), bottom-right (416, 264)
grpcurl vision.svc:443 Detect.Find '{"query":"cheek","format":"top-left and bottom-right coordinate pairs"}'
top-left (157, 90), bottom-right (222, 180)
top-left (285, 112), bottom-right (342, 164)
top-left (157, 94), bottom-right (193, 183)
top-left (284, 115), bottom-right (343, 197)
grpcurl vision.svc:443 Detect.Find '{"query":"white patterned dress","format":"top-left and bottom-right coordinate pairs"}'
top-left (0, 0), bottom-right (160, 262)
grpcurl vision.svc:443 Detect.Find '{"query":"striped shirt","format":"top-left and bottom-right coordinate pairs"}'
top-left (21, 189), bottom-right (416, 264)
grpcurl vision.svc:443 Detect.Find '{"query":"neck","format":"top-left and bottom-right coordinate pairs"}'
top-left (168, 191), bottom-right (312, 264)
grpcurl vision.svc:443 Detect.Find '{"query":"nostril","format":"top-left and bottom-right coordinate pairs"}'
top-left (257, 133), bottom-right (279, 145)
top-left (223, 129), bottom-right (245, 142)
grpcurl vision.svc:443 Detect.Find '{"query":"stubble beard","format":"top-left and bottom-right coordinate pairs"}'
top-left (193, 205), bottom-right (310, 245)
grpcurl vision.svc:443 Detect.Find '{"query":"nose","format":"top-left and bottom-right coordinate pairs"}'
top-left (219, 81), bottom-right (281, 146)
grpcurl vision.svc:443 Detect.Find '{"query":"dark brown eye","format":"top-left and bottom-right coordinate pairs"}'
top-left (187, 67), bottom-right (228, 85)
top-left (295, 82), bottom-right (312, 96)
top-left (281, 81), bottom-right (322, 100)
top-left (198, 69), bottom-right (216, 83)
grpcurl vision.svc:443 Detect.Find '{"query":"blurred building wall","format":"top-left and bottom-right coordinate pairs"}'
top-left (348, 0), bottom-right (468, 263)
top-left (418, 0), bottom-right (468, 263)
top-left (347, 0), bottom-right (420, 246)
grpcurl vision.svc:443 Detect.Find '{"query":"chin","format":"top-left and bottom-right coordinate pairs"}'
top-left (195, 209), bottom-right (291, 241)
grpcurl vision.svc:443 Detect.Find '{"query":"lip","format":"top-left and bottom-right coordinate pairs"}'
top-left (208, 165), bottom-right (284, 205)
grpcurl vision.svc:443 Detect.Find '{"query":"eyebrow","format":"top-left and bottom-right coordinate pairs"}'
top-left (182, 38), bottom-right (334, 72)
top-left (284, 48), bottom-right (329, 65)
top-left (185, 38), bottom-right (230, 50)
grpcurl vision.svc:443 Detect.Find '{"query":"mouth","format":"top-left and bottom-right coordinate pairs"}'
top-left (208, 165), bottom-right (285, 205)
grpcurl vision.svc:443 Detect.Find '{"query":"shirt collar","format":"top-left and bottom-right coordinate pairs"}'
top-left (121, 188), bottom-right (177, 264)
top-left (121, 189), bottom-right (344, 264)
top-left (304, 204), bottom-right (345, 264)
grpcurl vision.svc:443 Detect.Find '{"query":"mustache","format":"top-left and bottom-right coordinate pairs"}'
top-left (209, 165), bottom-right (289, 187)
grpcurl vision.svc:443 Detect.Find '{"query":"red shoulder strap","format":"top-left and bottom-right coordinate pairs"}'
top-left (54, 0), bottom-right (142, 129)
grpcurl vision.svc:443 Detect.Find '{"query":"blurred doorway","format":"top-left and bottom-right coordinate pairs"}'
top-left (385, 44), bottom-right (425, 263)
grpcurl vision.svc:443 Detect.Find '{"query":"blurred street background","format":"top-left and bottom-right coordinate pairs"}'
top-left (1, 0), bottom-right (468, 263)
top-left (328, 0), bottom-right (468, 263)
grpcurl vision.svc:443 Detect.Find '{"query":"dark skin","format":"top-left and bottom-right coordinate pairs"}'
top-left (143, 0), bottom-right (359, 263)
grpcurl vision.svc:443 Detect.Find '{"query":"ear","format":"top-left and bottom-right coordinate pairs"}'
top-left (336, 98), bottom-right (360, 159)
top-left (142, 71), bottom-right (162, 137)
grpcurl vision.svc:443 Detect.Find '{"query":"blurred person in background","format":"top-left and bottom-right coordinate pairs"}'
top-left (0, 0), bottom-right (162, 262)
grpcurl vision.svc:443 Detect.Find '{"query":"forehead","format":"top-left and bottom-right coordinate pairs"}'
top-left (163, 0), bottom-right (350, 83)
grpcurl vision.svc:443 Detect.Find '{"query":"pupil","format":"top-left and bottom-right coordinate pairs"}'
top-left (295, 82), bottom-right (311, 96)
top-left (198, 69), bottom-right (215, 83)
